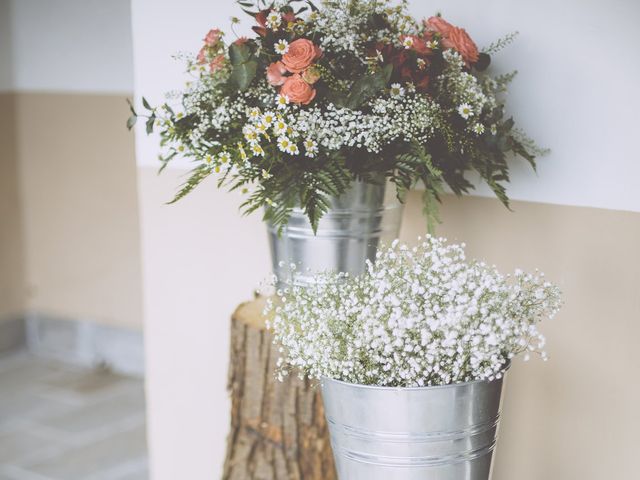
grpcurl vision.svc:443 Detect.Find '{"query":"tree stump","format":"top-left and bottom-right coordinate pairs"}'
top-left (222, 297), bottom-right (337, 480)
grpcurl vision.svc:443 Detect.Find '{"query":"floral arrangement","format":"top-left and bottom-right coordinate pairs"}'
top-left (267, 237), bottom-right (562, 387)
top-left (129, 0), bottom-right (546, 231)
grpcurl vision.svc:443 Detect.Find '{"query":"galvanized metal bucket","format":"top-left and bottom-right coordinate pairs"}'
top-left (266, 180), bottom-right (404, 286)
top-left (321, 375), bottom-right (506, 480)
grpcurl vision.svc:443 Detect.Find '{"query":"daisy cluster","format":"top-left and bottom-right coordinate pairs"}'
top-left (268, 236), bottom-right (562, 387)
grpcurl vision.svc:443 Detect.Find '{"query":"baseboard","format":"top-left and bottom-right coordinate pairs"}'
top-left (24, 314), bottom-right (145, 378)
top-left (0, 316), bottom-right (26, 353)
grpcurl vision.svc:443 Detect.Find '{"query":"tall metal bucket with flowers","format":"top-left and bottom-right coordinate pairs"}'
top-left (134, 4), bottom-right (545, 289)
top-left (267, 179), bottom-right (403, 286)
top-left (321, 376), bottom-right (506, 480)
top-left (270, 237), bottom-right (562, 480)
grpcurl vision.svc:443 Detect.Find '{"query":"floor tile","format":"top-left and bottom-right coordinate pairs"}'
top-left (0, 352), bottom-right (147, 479)
top-left (37, 389), bottom-right (145, 436)
top-left (24, 423), bottom-right (147, 480)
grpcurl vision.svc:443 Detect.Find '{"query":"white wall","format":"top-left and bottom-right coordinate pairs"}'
top-left (6, 0), bottom-right (133, 93)
top-left (0, 1), bottom-right (12, 91)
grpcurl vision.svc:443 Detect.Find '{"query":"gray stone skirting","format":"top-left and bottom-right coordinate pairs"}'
top-left (0, 315), bottom-right (144, 377)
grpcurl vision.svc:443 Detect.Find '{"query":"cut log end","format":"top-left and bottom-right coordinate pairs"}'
top-left (223, 298), bottom-right (336, 480)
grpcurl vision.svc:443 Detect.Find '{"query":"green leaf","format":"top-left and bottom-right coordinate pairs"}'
top-left (229, 43), bottom-right (251, 65)
top-left (346, 64), bottom-right (393, 109)
top-left (142, 97), bottom-right (152, 110)
top-left (230, 60), bottom-right (258, 91)
top-left (126, 98), bottom-right (137, 116)
top-left (145, 114), bottom-right (156, 135)
top-left (167, 165), bottom-right (212, 204)
top-left (126, 115), bottom-right (137, 130)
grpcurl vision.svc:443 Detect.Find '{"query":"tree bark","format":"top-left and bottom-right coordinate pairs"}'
top-left (222, 297), bottom-right (337, 480)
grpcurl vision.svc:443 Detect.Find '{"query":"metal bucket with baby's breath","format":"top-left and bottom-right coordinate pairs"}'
top-left (266, 179), bottom-right (403, 287)
top-left (321, 374), bottom-right (507, 480)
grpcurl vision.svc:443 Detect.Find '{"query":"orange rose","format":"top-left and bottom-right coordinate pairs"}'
top-left (281, 74), bottom-right (316, 105)
top-left (281, 39), bottom-right (322, 74)
top-left (203, 28), bottom-right (222, 47)
top-left (442, 27), bottom-right (479, 65)
top-left (209, 54), bottom-right (226, 73)
top-left (424, 16), bottom-right (454, 37)
top-left (266, 61), bottom-right (288, 86)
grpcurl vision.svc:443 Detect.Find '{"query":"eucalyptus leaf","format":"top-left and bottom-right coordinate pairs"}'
top-left (230, 60), bottom-right (258, 90)
top-left (126, 115), bottom-right (137, 130)
top-left (229, 43), bottom-right (251, 65)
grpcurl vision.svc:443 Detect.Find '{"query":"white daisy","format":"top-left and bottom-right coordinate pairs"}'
top-left (273, 119), bottom-right (288, 135)
top-left (218, 151), bottom-right (231, 164)
top-left (267, 10), bottom-right (281, 29)
top-left (251, 144), bottom-right (265, 156)
top-left (402, 36), bottom-right (414, 49)
top-left (276, 94), bottom-right (290, 109)
top-left (286, 143), bottom-right (300, 155)
top-left (303, 138), bottom-right (318, 157)
top-left (274, 39), bottom-right (289, 55)
top-left (261, 111), bottom-right (276, 126)
top-left (277, 136), bottom-right (292, 152)
top-left (472, 123), bottom-right (485, 135)
top-left (457, 103), bottom-right (474, 120)
top-left (390, 83), bottom-right (405, 98)
top-left (248, 107), bottom-right (261, 120)
top-left (242, 125), bottom-right (259, 144)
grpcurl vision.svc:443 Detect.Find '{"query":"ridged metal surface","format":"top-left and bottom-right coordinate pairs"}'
top-left (321, 376), bottom-right (506, 480)
top-left (267, 180), bottom-right (403, 286)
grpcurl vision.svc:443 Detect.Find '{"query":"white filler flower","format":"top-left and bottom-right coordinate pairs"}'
top-left (268, 236), bottom-right (562, 388)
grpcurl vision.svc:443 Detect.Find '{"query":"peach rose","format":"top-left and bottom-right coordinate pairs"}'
top-left (424, 16), bottom-right (454, 37)
top-left (234, 36), bottom-right (249, 46)
top-left (302, 66), bottom-right (321, 84)
top-left (196, 46), bottom-right (208, 65)
top-left (267, 61), bottom-right (288, 86)
top-left (282, 39), bottom-right (322, 74)
top-left (281, 74), bottom-right (316, 105)
top-left (203, 28), bottom-right (222, 47)
top-left (442, 27), bottom-right (479, 64)
top-left (209, 54), bottom-right (226, 73)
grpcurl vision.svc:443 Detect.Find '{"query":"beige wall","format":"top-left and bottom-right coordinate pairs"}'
top-left (0, 94), bottom-right (25, 321)
top-left (8, 93), bottom-right (143, 329)
top-left (401, 192), bottom-right (640, 479)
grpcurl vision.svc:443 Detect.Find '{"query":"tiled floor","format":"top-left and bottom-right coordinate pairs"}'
top-left (0, 350), bottom-right (148, 480)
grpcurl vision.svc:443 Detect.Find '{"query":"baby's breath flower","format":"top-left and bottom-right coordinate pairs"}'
top-left (268, 237), bottom-right (562, 388)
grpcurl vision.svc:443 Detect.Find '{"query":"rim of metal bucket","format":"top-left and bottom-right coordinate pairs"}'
top-left (321, 362), bottom-right (511, 392)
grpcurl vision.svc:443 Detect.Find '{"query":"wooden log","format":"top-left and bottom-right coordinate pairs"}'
top-left (222, 297), bottom-right (337, 480)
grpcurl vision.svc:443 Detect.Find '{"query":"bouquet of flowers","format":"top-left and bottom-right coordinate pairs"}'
top-left (130, 0), bottom-right (546, 231)
top-left (268, 236), bottom-right (562, 387)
